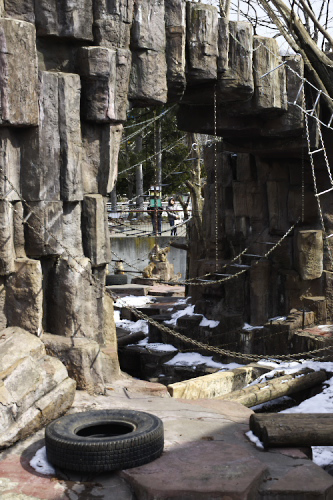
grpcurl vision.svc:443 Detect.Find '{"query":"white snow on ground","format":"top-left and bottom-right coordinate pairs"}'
top-left (165, 352), bottom-right (242, 370)
top-left (114, 295), bottom-right (155, 308)
top-left (245, 431), bottom-right (264, 449)
top-left (30, 446), bottom-right (56, 475)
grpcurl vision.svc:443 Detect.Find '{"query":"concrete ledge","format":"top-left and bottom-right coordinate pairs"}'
top-left (167, 363), bottom-right (271, 399)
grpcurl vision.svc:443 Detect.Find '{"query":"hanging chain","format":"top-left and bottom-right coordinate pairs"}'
top-left (214, 84), bottom-right (219, 272)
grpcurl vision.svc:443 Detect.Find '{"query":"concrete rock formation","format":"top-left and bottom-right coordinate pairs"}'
top-left (0, 0), bottom-right (331, 408)
top-left (0, 327), bottom-right (76, 449)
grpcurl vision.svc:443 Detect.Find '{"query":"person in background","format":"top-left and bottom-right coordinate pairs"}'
top-left (147, 194), bottom-right (163, 235)
top-left (166, 197), bottom-right (179, 236)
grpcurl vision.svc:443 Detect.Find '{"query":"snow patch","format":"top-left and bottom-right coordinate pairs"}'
top-left (30, 446), bottom-right (56, 475)
top-left (164, 305), bottom-right (196, 326)
top-left (114, 295), bottom-right (155, 308)
top-left (199, 317), bottom-right (220, 328)
top-left (165, 352), bottom-right (242, 370)
top-left (115, 318), bottom-right (149, 334)
top-left (243, 323), bottom-right (264, 331)
top-left (245, 431), bottom-right (264, 449)
top-left (145, 343), bottom-right (177, 352)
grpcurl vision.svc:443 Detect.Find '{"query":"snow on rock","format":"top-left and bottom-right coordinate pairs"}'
top-left (114, 295), bottom-right (155, 308)
top-left (115, 318), bottom-right (149, 334)
top-left (243, 323), bottom-right (264, 331)
top-left (164, 305), bottom-right (196, 326)
top-left (199, 317), bottom-right (219, 328)
top-left (143, 343), bottom-right (177, 352)
top-left (165, 352), bottom-right (242, 370)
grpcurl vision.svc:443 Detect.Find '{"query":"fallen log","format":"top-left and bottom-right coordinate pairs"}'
top-left (217, 369), bottom-right (326, 407)
top-left (250, 412), bottom-right (333, 439)
top-left (250, 413), bottom-right (333, 448)
top-left (117, 331), bottom-right (146, 347)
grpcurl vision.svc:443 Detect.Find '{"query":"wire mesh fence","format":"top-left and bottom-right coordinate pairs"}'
top-left (107, 203), bottom-right (190, 237)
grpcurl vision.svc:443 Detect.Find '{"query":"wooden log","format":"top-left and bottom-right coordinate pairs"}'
top-left (117, 330), bottom-right (146, 347)
top-left (250, 413), bottom-right (333, 448)
top-left (250, 413), bottom-right (333, 441)
top-left (117, 331), bottom-right (146, 347)
top-left (217, 369), bottom-right (326, 407)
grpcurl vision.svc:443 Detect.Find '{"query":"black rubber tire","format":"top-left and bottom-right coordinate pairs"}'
top-left (105, 274), bottom-right (128, 285)
top-left (45, 410), bottom-right (164, 472)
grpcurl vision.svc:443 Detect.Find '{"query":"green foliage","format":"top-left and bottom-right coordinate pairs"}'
top-left (117, 105), bottom-right (191, 199)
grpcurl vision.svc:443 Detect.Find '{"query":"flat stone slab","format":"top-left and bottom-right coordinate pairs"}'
top-left (0, 383), bottom-right (333, 499)
top-left (106, 283), bottom-right (150, 296)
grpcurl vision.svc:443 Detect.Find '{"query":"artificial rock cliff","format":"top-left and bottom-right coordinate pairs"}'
top-left (0, 0), bottom-right (331, 382)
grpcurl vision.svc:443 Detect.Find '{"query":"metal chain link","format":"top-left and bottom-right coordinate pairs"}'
top-left (0, 168), bottom-right (330, 362)
top-left (214, 84), bottom-right (219, 272)
top-left (113, 295), bottom-right (333, 362)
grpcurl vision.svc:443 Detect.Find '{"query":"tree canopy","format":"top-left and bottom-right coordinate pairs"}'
top-left (116, 105), bottom-right (192, 200)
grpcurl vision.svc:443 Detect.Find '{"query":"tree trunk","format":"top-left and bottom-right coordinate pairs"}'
top-left (155, 119), bottom-right (162, 188)
top-left (218, 369), bottom-right (326, 407)
top-left (250, 413), bottom-right (333, 448)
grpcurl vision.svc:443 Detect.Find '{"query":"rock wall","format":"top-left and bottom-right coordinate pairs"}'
top-left (0, 0), bottom-right (328, 368)
top-left (189, 145), bottom-right (332, 332)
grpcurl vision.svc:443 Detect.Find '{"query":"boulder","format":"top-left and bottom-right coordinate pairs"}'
top-left (0, 327), bottom-right (76, 449)
top-left (0, 200), bottom-right (15, 275)
top-left (5, 259), bottom-right (43, 335)
top-left (45, 257), bottom-right (108, 344)
top-left (35, 0), bottom-right (93, 40)
top-left (24, 201), bottom-right (63, 257)
top-left (219, 21), bottom-right (254, 101)
top-left (0, 18), bottom-right (38, 126)
top-left (43, 333), bottom-right (106, 394)
top-left (131, 0), bottom-right (165, 51)
top-left (3, 0), bottom-right (35, 23)
top-left (93, 0), bottom-right (134, 49)
top-left (58, 73), bottom-right (83, 201)
top-left (62, 202), bottom-right (84, 258)
top-left (0, 277), bottom-right (6, 331)
top-left (186, 2), bottom-right (218, 82)
top-left (81, 122), bottom-right (122, 195)
top-left (0, 129), bottom-right (21, 202)
top-left (129, 49), bottom-right (168, 105)
top-left (295, 230), bottom-right (323, 280)
top-left (165, 0), bottom-right (186, 100)
top-left (82, 195), bottom-right (111, 266)
top-left (12, 202), bottom-right (26, 259)
top-left (253, 36), bottom-right (287, 113)
top-left (21, 72), bottom-right (60, 202)
top-left (79, 46), bottom-right (127, 123)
